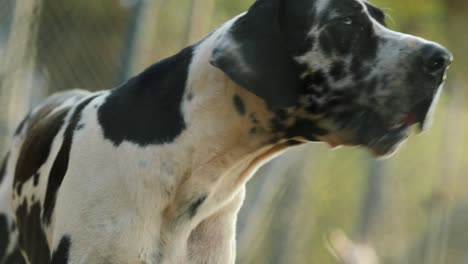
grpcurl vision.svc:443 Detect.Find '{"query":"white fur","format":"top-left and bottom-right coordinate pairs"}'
top-left (0, 13), bottom-right (289, 264)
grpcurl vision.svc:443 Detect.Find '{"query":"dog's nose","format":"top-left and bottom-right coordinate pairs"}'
top-left (421, 44), bottom-right (453, 75)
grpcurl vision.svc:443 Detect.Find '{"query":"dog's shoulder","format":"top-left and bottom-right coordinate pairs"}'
top-left (97, 46), bottom-right (195, 147)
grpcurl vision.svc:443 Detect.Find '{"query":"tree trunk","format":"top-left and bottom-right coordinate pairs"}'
top-left (0, 0), bottom-right (43, 152)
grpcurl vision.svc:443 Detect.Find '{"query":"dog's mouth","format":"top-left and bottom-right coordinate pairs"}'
top-left (314, 96), bottom-right (438, 157)
top-left (392, 99), bottom-right (432, 131)
top-left (293, 72), bottom-right (447, 157)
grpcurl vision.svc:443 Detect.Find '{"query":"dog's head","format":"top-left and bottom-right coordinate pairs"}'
top-left (210, 0), bottom-right (452, 156)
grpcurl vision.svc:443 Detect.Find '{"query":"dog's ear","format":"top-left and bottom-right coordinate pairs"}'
top-left (210, 0), bottom-right (302, 108)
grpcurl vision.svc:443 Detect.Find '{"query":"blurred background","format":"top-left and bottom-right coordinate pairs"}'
top-left (0, 0), bottom-right (467, 263)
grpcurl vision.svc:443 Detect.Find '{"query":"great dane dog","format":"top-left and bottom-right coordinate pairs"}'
top-left (0, 0), bottom-right (451, 263)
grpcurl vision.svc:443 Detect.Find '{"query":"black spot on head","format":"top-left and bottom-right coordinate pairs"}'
top-left (295, 35), bottom-right (316, 56)
top-left (98, 47), bottom-right (193, 146)
top-left (15, 200), bottom-right (50, 263)
top-left (0, 152), bottom-right (9, 185)
top-left (75, 124), bottom-right (85, 131)
top-left (0, 214), bottom-right (9, 260)
top-left (303, 71), bottom-right (331, 99)
top-left (307, 70), bottom-right (327, 86)
top-left (233, 95), bottom-right (246, 116)
top-left (188, 195), bottom-right (207, 218)
top-left (51, 236), bottom-right (71, 264)
top-left (43, 95), bottom-right (98, 225)
top-left (329, 61), bottom-right (346, 81)
top-left (250, 127), bottom-right (258, 134)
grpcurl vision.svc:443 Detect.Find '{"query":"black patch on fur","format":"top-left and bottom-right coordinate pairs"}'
top-left (233, 95), bottom-right (246, 116)
top-left (211, 0), bottom-right (305, 108)
top-left (33, 173), bottom-right (40, 186)
top-left (318, 30), bottom-right (334, 56)
top-left (0, 152), bottom-right (9, 185)
top-left (364, 2), bottom-right (387, 27)
top-left (16, 200), bottom-right (51, 263)
top-left (0, 214), bottom-right (9, 260)
top-left (14, 108), bottom-right (70, 196)
top-left (186, 92), bottom-right (193, 101)
top-left (318, 0), bottom-right (364, 26)
top-left (270, 107), bottom-right (327, 140)
top-left (279, 0), bottom-right (317, 55)
top-left (14, 114), bottom-right (29, 136)
top-left (275, 109), bottom-right (288, 121)
top-left (286, 139), bottom-right (305, 146)
top-left (285, 119), bottom-right (329, 140)
top-left (43, 96), bottom-right (97, 225)
top-left (318, 0), bottom-right (378, 61)
top-left (249, 113), bottom-right (259, 124)
top-left (303, 71), bottom-right (331, 101)
top-left (270, 109), bottom-right (289, 132)
top-left (3, 249), bottom-right (27, 264)
top-left (295, 35), bottom-right (316, 56)
top-left (365, 77), bottom-right (378, 94)
top-left (188, 195), bottom-right (207, 218)
top-left (98, 47), bottom-right (193, 146)
top-left (330, 61), bottom-right (346, 81)
top-left (308, 70), bottom-right (327, 86)
top-left (51, 236), bottom-right (71, 264)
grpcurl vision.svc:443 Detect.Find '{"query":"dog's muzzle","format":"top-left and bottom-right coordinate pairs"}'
top-left (404, 43), bottom-right (453, 130)
top-left (368, 43), bottom-right (453, 156)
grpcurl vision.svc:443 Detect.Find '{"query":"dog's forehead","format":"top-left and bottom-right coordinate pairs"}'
top-left (315, 0), bottom-right (365, 14)
top-left (311, 0), bottom-right (385, 24)
top-left (293, 0), bottom-right (386, 59)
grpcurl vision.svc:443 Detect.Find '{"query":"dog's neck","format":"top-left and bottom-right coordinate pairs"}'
top-left (176, 20), bottom-right (287, 169)
top-left (136, 18), bottom-right (298, 225)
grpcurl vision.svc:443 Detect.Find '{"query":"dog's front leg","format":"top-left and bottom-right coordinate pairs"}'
top-left (187, 187), bottom-right (245, 264)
